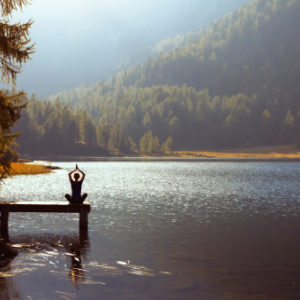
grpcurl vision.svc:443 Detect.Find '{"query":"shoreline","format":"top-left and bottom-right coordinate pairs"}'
top-left (19, 145), bottom-right (300, 161)
top-left (22, 156), bottom-right (300, 163)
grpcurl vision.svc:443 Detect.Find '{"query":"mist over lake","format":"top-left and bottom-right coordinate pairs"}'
top-left (0, 161), bottom-right (300, 299)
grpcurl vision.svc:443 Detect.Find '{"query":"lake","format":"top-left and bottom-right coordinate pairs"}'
top-left (1, 160), bottom-right (300, 299)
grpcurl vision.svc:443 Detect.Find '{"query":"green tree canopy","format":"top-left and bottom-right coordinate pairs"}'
top-left (0, 0), bottom-right (33, 180)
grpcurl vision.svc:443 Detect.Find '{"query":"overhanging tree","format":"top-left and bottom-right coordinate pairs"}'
top-left (0, 0), bottom-right (33, 180)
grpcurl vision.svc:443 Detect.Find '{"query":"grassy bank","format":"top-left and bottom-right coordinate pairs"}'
top-left (10, 163), bottom-right (52, 176)
top-left (175, 145), bottom-right (300, 158)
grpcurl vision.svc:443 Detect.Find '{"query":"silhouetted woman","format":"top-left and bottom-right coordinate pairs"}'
top-left (65, 164), bottom-right (87, 204)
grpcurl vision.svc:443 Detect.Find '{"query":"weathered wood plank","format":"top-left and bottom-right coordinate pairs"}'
top-left (0, 207), bottom-right (9, 240)
top-left (0, 202), bottom-right (91, 213)
top-left (80, 210), bottom-right (89, 229)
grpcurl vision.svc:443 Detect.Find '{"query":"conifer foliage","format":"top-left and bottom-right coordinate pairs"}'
top-left (0, 0), bottom-right (33, 180)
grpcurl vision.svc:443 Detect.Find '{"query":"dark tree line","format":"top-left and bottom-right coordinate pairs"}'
top-left (15, 95), bottom-right (175, 156)
top-left (15, 97), bottom-right (137, 155)
top-left (49, 83), bottom-right (300, 149)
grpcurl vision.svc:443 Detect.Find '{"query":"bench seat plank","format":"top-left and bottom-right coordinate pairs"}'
top-left (0, 201), bottom-right (91, 239)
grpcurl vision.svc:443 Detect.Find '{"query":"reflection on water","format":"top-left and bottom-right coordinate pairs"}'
top-left (1, 232), bottom-right (170, 299)
top-left (0, 257), bottom-right (20, 299)
top-left (9, 233), bottom-right (90, 293)
top-left (0, 161), bottom-right (300, 298)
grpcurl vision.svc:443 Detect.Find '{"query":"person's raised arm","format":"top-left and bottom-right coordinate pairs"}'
top-left (68, 165), bottom-right (78, 182)
top-left (68, 169), bottom-right (75, 182)
top-left (77, 165), bottom-right (85, 181)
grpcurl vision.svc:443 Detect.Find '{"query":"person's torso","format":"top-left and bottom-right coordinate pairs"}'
top-left (71, 180), bottom-right (83, 198)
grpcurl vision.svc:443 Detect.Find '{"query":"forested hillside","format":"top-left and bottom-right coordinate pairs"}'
top-left (16, 0), bottom-right (300, 155)
top-left (120, 0), bottom-right (299, 99)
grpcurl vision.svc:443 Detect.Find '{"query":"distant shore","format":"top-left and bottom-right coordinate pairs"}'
top-left (174, 145), bottom-right (300, 159)
top-left (17, 145), bottom-right (300, 166)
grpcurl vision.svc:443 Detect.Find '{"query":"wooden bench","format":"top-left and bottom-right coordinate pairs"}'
top-left (0, 201), bottom-right (91, 239)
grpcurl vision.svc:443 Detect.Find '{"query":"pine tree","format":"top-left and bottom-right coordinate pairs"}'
top-left (0, 0), bottom-right (34, 180)
top-left (139, 130), bottom-right (154, 155)
top-left (152, 136), bottom-right (160, 154)
top-left (161, 136), bottom-right (173, 155)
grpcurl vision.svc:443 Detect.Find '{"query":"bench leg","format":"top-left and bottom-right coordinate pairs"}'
top-left (1, 209), bottom-right (9, 241)
top-left (79, 210), bottom-right (88, 230)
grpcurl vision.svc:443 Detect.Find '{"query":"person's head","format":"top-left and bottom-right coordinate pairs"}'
top-left (74, 172), bottom-right (80, 181)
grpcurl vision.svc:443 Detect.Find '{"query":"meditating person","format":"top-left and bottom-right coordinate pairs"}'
top-left (65, 164), bottom-right (87, 204)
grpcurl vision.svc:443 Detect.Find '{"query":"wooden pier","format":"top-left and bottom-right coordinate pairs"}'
top-left (0, 201), bottom-right (91, 240)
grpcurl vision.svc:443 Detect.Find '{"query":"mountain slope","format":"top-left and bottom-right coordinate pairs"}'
top-left (117, 0), bottom-right (299, 102)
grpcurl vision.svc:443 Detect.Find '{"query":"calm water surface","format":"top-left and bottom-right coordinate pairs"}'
top-left (1, 161), bottom-right (300, 299)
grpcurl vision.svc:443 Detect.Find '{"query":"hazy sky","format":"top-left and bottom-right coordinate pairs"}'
top-left (8, 0), bottom-right (249, 97)
top-left (16, 0), bottom-right (175, 30)
top-left (15, 0), bottom-right (218, 48)
top-left (15, 0), bottom-right (191, 59)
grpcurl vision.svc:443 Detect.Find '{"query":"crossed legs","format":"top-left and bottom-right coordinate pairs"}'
top-left (65, 193), bottom-right (88, 204)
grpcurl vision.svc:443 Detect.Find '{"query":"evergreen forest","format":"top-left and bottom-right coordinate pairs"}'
top-left (15, 0), bottom-right (300, 156)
